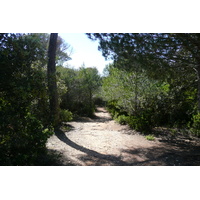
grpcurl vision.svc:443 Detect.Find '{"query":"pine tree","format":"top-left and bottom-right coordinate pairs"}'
top-left (47, 33), bottom-right (60, 127)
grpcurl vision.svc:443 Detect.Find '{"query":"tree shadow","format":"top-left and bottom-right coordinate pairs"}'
top-left (121, 144), bottom-right (200, 166)
top-left (33, 149), bottom-right (76, 166)
top-left (72, 114), bottom-right (112, 123)
top-left (54, 126), bottom-right (200, 166)
top-left (95, 108), bottom-right (108, 113)
top-left (55, 129), bottom-right (128, 166)
top-left (92, 115), bottom-right (112, 123)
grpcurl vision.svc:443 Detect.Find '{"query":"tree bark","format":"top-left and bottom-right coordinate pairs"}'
top-left (47, 33), bottom-right (59, 127)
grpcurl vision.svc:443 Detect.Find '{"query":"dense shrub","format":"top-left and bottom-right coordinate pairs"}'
top-left (106, 101), bottom-right (152, 132)
top-left (115, 115), bottom-right (128, 125)
top-left (0, 33), bottom-right (54, 165)
top-left (60, 109), bottom-right (73, 122)
top-left (102, 62), bottom-right (197, 133)
top-left (0, 110), bottom-right (53, 165)
top-left (189, 113), bottom-right (200, 136)
top-left (126, 114), bottom-right (152, 133)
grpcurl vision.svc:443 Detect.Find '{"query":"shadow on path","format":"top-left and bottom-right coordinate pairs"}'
top-left (55, 129), bottom-right (200, 166)
top-left (55, 129), bottom-right (128, 166)
top-left (54, 129), bottom-right (200, 166)
top-left (72, 107), bottom-right (112, 123)
top-left (73, 115), bottom-right (112, 123)
top-left (121, 145), bottom-right (200, 166)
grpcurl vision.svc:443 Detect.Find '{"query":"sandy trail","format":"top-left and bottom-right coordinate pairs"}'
top-left (46, 107), bottom-right (200, 166)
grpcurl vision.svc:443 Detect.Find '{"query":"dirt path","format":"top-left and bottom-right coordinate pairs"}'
top-left (46, 107), bottom-right (200, 166)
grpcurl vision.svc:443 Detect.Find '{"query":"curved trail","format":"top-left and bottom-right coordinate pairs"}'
top-left (46, 107), bottom-right (200, 166)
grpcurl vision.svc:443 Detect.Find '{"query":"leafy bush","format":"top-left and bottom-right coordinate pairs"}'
top-left (106, 101), bottom-right (121, 118)
top-left (126, 112), bottom-right (152, 133)
top-left (189, 113), bottom-right (200, 136)
top-left (106, 100), bottom-right (152, 132)
top-left (0, 111), bottom-right (53, 165)
top-left (60, 109), bottom-right (73, 122)
top-left (115, 115), bottom-right (128, 125)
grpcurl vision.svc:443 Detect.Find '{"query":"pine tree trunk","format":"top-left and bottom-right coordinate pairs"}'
top-left (47, 33), bottom-right (59, 127)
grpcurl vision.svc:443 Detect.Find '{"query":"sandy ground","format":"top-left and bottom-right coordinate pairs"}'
top-left (46, 107), bottom-right (200, 166)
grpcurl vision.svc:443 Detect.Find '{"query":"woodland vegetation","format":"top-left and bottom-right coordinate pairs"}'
top-left (88, 33), bottom-right (200, 134)
top-left (1, 33), bottom-right (200, 165)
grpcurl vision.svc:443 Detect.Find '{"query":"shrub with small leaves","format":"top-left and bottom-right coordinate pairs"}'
top-left (115, 115), bottom-right (128, 125)
top-left (189, 113), bottom-right (200, 136)
top-left (126, 113), bottom-right (152, 133)
top-left (0, 111), bottom-right (54, 165)
top-left (60, 109), bottom-right (73, 122)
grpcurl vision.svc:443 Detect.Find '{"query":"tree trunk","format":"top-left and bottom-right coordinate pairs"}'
top-left (47, 33), bottom-right (59, 127)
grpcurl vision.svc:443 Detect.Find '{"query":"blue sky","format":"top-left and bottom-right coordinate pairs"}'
top-left (59, 33), bottom-right (112, 74)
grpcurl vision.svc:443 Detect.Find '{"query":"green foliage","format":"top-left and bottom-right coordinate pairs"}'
top-left (103, 65), bottom-right (162, 131)
top-left (0, 33), bottom-right (56, 165)
top-left (107, 102), bottom-right (152, 132)
top-left (0, 33), bottom-right (91, 165)
top-left (57, 65), bottom-right (101, 117)
top-left (115, 115), bottom-right (128, 125)
top-left (88, 33), bottom-right (200, 134)
top-left (0, 109), bottom-right (53, 165)
top-left (102, 59), bottom-right (197, 133)
top-left (103, 66), bottom-right (167, 115)
top-left (126, 113), bottom-right (152, 132)
top-left (189, 113), bottom-right (200, 136)
top-left (145, 135), bottom-right (155, 141)
top-left (56, 35), bottom-right (72, 65)
top-left (60, 109), bottom-right (73, 122)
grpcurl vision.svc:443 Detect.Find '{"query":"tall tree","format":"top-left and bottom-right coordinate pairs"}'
top-left (174, 34), bottom-right (200, 111)
top-left (56, 35), bottom-right (72, 65)
top-left (86, 33), bottom-right (200, 111)
top-left (47, 33), bottom-right (59, 127)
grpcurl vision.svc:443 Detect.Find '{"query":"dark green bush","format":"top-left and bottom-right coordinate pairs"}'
top-left (106, 101), bottom-right (121, 118)
top-left (0, 110), bottom-right (53, 165)
top-left (189, 113), bottom-right (200, 136)
top-left (115, 115), bottom-right (128, 125)
top-left (106, 100), bottom-right (152, 132)
top-left (126, 112), bottom-right (152, 133)
top-left (60, 109), bottom-right (73, 122)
